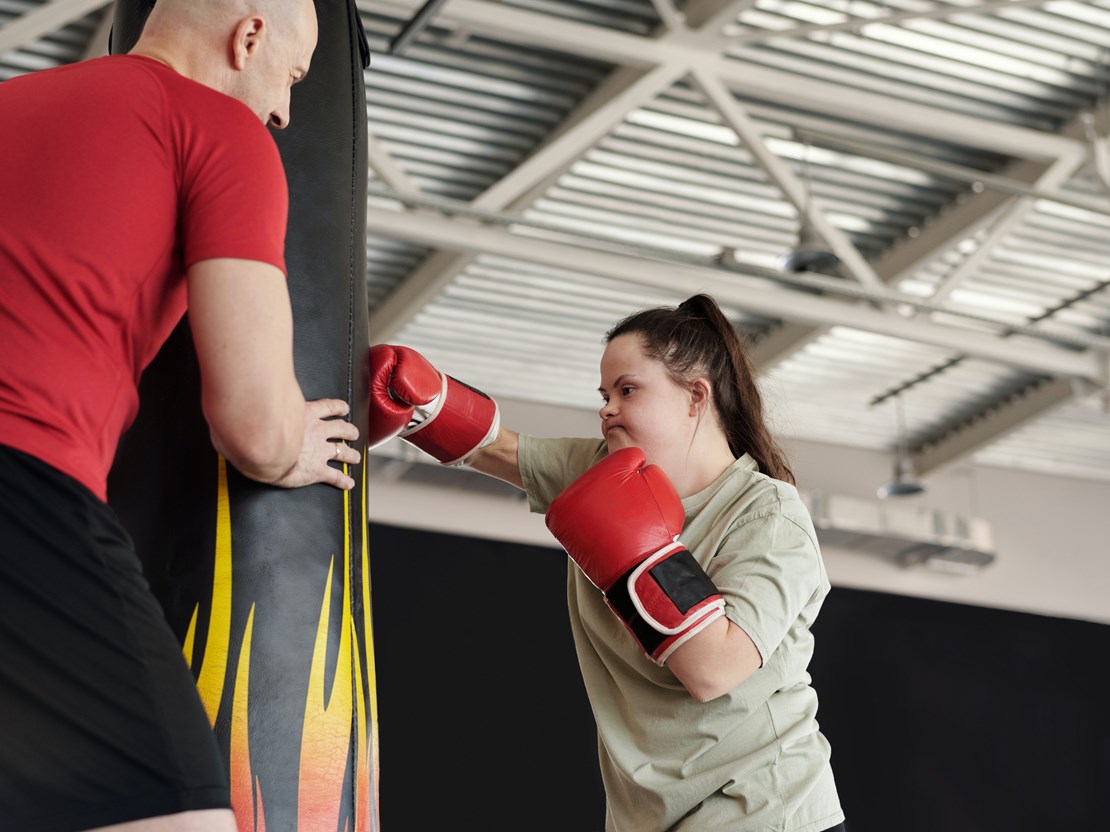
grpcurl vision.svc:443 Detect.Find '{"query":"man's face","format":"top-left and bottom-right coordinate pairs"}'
top-left (233, 0), bottom-right (318, 129)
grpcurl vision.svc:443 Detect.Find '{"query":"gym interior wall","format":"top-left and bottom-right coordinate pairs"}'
top-left (370, 523), bottom-right (1110, 832)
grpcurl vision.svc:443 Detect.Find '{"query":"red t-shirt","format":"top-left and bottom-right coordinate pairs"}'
top-left (0, 55), bottom-right (288, 501)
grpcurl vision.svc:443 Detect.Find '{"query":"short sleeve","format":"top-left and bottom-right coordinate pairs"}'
top-left (709, 504), bottom-right (826, 663)
top-left (177, 99), bottom-right (288, 274)
top-left (518, 435), bottom-right (606, 514)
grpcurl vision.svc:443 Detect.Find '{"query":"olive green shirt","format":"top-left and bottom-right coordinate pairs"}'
top-left (519, 435), bottom-right (844, 832)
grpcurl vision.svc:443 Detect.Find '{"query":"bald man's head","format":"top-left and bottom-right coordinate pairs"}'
top-left (145, 0), bottom-right (307, 32)
top-left (132, 0), bottom-right (318, 128)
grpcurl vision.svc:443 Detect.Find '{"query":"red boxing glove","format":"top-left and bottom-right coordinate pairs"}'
top-left (546, 447), bottom-right (726, 664)
top-left (368, 344), bottom-right (500, 465)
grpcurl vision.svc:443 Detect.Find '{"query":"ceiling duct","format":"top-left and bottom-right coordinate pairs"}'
top-left (802, 491), bottom-right (996, 575)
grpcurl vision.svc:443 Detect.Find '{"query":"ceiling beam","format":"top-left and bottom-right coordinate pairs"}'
top-left (693, 67), bottom-right (885, 290)
top-left (369, 61), bottom-right (688, 341)
top-left (748, 323), bottom-right (825, 372)
top-left (364, 204), bottom-right (1107, 383)
top-left (81, 4), bottom-right (113, 59)
top-left (926, 151), bottom-right (1087, 304)
top-left (0, 0), bottom-right (110, 55)
top-left (749, 108), bottom-right (1105, 452)
top-left (363, 0), bottom-right (1080, 159)
top-left (368, 247), bottom-right (477, 343)
top-left (729, 0), bottom-right (1054, 45)
top-left (808, 133), bottom-right (1105, 218)
top-left (365, 129), bottom-right (421, 195)
top-left (913, 377), bottom-right (1090, 475)
top-left (472, 63), bottom-right (688, 211)
top-left (506, 65), bottom-right (655, 208)
top-left (746, 151), bottom-right (1088, 379)
top-left (646, 0), bottom-right (685, 32)
top-left (682, 0), bottom-right (757, 33)
top-left (365, 0), bottom-right (1082, 344)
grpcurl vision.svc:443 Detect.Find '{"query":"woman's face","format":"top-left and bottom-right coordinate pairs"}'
top-left (597, 333), bottom-right (695, 467)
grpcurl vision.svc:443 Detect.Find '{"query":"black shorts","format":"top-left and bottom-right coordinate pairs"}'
top-left (0, 445), bottom-right (230, 831)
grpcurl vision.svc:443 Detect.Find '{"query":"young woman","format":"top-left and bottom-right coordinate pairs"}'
top-left (369, 293), bottom-right (846, 832)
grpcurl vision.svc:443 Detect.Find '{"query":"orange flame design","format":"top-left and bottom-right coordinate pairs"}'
top-left (230, 606), bottom-right (266, 832)
top-left (182, 452), bottom-right (378, 831)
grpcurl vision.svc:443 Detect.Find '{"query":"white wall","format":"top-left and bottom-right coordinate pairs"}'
top-left (787, 437), bottom-right (1110, 626)
top-left (367, 397), bottom-right (1110, 626)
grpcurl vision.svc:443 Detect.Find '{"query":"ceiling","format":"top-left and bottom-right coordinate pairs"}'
top-left (5, 0), bottom-right (1110, 488)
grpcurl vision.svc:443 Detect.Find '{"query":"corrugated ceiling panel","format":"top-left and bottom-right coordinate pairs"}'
top-left (5, 0), bottom-right (1106, 483)
top-left (503, 0), bottom-right (662, 33)
top-left (0, 0), bottom-right (103, 79)
top-left (973, 396), bottom-right (1110, 482)
top-left (725, 0), bottom-right (1108, 131)
top-left (759, 326), bottom-right (1047, 447)
top-left (387, 257), bottom-right (770, 408)
top-left (363, 39), bottom-right (607, 199)
top-left (357, 0), bottom-right (1110, 482)
top-left (521, 79), bottom-right (1012, 272)
top-left (361, 7), bottom-right (617, 309)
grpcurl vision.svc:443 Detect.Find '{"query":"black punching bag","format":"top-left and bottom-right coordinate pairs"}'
top-left (107, 3), bottom-right (377, 830)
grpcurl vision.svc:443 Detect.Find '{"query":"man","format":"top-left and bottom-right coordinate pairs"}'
top-left (0, 1), bottom-right (358, 829)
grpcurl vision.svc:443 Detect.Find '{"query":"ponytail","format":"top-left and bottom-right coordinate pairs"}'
top-left (606, 294), bottom-right (795, 484)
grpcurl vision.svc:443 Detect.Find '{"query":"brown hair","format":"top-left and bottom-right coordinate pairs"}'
top-left (605, 293), bottom-right (795, 484)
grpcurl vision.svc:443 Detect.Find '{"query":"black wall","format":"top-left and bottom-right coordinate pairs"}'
top-left (369, 523), bottom-right (1110, 831)
top-left (368, 523), bottom-right (606, 830)
top-left (808, 587), bottom-right (1110, 830)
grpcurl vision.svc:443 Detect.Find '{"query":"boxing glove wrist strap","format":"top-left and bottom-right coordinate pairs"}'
top-left (603, 543), bottom-right (726, 665)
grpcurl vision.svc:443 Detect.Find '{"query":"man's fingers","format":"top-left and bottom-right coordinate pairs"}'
top-left (329, 465), bottom-right (356, 490)
top-left (330, 441), bottom-right (361, 466)
top-left (331, 420), bottom-right (360, 442)
top-left (308, 397), bottom-right (351, 419)
top-left (306, 397), bottom-right (360, 443)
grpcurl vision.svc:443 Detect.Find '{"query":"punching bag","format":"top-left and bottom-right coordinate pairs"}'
top-left (106, 3), bottom-right (377, 830)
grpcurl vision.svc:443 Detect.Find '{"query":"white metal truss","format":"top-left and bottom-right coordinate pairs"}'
top-left (4, 0), bottom-right (1110, 483)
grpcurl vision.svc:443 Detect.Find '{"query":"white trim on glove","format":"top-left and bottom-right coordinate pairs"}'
top-left (399, 371), bottom-right (448, 437)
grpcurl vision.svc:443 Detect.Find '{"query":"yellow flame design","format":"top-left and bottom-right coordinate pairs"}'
top-left (181, 451), bottom-right (377, 829)
top-left (298, 456), bottom-right (379, 829)
top-left (184, 456), bottom-right (233, 726)
top-left (298, 557), bottom-right (352, 822)
top-left (231, 605), bottom-right (263, 832)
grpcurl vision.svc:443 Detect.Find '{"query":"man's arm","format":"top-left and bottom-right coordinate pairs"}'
top-left (187, 257), bottom-right (358, 488)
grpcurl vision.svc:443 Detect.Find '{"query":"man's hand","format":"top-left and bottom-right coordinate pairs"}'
top-left (270, 398), bottom-right (361, 490)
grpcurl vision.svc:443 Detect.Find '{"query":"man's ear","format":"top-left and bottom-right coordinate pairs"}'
top-left (231, 16), bottom-right (265, 70)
